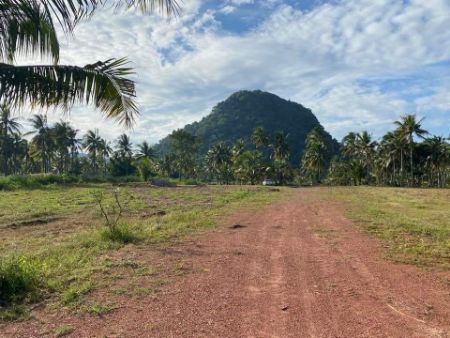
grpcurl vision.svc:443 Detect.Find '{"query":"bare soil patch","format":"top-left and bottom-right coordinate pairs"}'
top-left (2, 188), bottom-right (449, 337)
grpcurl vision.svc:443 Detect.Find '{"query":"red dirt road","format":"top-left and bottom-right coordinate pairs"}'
top-left (3, 189), bottom-right (450, 337)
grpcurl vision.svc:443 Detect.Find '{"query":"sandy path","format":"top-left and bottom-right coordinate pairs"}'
top-left (3, 189), bottom-right (450, 337)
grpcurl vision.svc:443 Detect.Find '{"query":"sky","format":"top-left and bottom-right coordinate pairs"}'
top-left (19, 0), bottom-right (450, 144)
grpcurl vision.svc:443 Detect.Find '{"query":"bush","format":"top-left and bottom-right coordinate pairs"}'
top-left (0, 255), bottom-right (44, 305)
top-left (136, 158), bottom-right (155, 182)
top-left (100, 223), bottom-right (139, 244)
top-left (0, 174), bottom-right (79, 191)
top-left (149, 178), bottom-right (176, 187)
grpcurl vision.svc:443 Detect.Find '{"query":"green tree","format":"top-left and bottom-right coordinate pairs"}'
top-left (301, 127), bottom-right (328, 184)
top-left (169, 129), bottom-right (199, 180)
top-left (394, 114), bottom-right (428, 185)
top-left (234, 150), bottom-right (264, 185)
top-left (136, 141), bottom-right (156, 160)
top-left (205, 142), bottom-right (233, 184)
top-left (0, 105), bottom-right (22, 175)
top-left (83, 129), bottom-right (102, 173)
top-left (251, 127), bottom-right (268, 149)
top-left (28, 114), bottom-right (53, 173)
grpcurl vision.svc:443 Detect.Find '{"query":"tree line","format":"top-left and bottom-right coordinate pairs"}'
top-left (0, 106), bottom-right (449, 187)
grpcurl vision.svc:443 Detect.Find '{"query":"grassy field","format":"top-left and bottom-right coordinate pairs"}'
top-left (0, 183), bottom-right (284, 320)
top-left (326, 187), bottom-right (450, 269)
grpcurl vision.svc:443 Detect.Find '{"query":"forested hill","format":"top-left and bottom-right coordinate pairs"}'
top-left (156, 90), bottom-right (339, 163)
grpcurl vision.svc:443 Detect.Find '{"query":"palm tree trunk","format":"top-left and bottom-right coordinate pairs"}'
top-left (409, 136), bottom-right (414, 186)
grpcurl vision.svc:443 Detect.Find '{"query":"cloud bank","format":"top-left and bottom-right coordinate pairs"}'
top-left (18, 0), bottom-right (450, 143)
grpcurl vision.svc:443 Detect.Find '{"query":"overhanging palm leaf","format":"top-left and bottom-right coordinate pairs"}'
top-left (0, 0), bottom-right (180, 126)
top-left (0, 0), bottom-right (60, 62)
top-left (0, 57), bottom-right (138, 126)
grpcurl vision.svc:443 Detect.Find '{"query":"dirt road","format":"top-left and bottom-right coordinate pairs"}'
top-left (4, 189), bottom-right (450, 337)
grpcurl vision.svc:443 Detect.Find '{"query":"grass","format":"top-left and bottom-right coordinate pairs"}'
top-left (0, 255), bottom-right (44, 305)
top-left (0, 183), bottom-right (284, 320)
top-left (99, 223), bottom-right (141, 244)
top-left (86, 302), bottom-right (116, 316)
top-left (326, 187), bottom-right (450, 269)
top-left (53, 324), bottom-right (74, 337)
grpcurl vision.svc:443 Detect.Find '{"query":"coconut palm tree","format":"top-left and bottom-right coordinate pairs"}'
top-left (205, 142), bottom-right (233, 184)
top-left (136, 141), bottom-right (156, 160)
top-left (251, 127), bottom-right (268, 149)
top-left (301, 127), bottom-right (327, 184)
top-left (98, 138), bottom-right (113, 176)
top-left (0, 105), bottom-right (21, 137)
top-left (0, 0), bottom-right (179, 126)
top-left (115, 133), bottom-right (133, 175)
top-left (395, 114), bottom-right (428, 185)
top-left (52, 121), bottom-right (77, 174)
top-left (423, 136), bottom-right (449, 187)
top-left (270, 131), bottom-right (290, 162)
top-left (28, 114), bottom-right (53, 173)
top-left (0, 104), bottom-right (22, 174)
top-left (83, 129), bottom-right (102, 173)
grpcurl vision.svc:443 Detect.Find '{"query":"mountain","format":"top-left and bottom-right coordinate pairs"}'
top-left (156, 90), bottom-right (339, 164)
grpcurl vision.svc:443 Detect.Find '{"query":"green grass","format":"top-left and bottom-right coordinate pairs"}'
top-left (0, 184), bottom-right (284, 320)
top-left (53, 324), bottom-right (75, 337)
top-left (326, 187), bottom-right (450, 269)
top-left (99, 223), bottom-right (142, 244)
top-left (0, 255), bottom-right (44, 305)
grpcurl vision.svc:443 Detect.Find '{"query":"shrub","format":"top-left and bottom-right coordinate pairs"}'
top-left (0, 174), bottom-right (79, 190)
top-left (136, 158), bottom-right (155, 182)
top-left (0, 255), bottom-right (44, 305)
top-left (100, 223), bottom-right (139, 244)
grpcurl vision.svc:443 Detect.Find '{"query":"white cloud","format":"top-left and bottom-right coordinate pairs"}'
top-left (16, 0), bottom-right (450, 143)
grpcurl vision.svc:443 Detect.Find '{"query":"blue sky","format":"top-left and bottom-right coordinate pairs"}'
top-left (23, 0), bottom-right (450, 144)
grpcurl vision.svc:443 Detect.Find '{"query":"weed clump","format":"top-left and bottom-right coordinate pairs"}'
top-left (100, 223), bottom-right (139, 244)
top-left (0, 255), bottom-right (44, 305)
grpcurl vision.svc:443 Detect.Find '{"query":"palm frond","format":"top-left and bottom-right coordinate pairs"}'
top-left (0, 0), bottom-right (60, 62)
top-left (0, 57), bottom-right (138, 126)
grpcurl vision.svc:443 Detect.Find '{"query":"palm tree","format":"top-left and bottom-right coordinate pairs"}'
top-left (116, 134), bottom-right (133, 176)
top-left (66, 126), bottom-right (81, 172)
top-left (52, 121), bottom-right (76, 174)
top-left (395, 114), bottom-right (428, 185)
top-left (301, 127), bottom-right (327, 184)
top-left (83, 129), bottom-right (102, 173)
top-left (356, 131), bottom-right (377, 183)
top-left (423, 136), bottom-right (449, 187)
top-left (136, 141), bottom-right (156, 160)
top-left (342, 132), bottom-right (358, 158)
top-left (251, 127), bottom-right (268, 149)
top-left (0, 104), bottom-right (22, 175)
top-left (205, 142), bottom-right (233, 184)
top-left (98, 138), bottom-right (113, 176)
top-left (28, 114), bottom-right (53, 173)
top-left (0, 105), bottom-right (21, 137)
top-left (0, 0), bottom-right (179, 126)
top-left (270, 131), bottom-right (290, 162)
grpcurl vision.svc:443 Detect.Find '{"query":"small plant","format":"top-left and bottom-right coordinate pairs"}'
top-left (0, 255), bottom-right (44, 305)
top-left (87, 302), bottom-right (115, 316)
top-left (61, 282), bottom-right (94, 306)
top-left (53, 324), bottom-right (74, 337)
top-left (0, 304), bottom-right (29, 321)
top-left (91, 188), bottom-right (125, 229)
top-left (100, 222), bottom-right (139, 244)
top-left (92, 189), bottom-right (141, 244)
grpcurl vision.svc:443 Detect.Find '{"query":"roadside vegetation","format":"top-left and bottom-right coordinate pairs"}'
top-left (327, 187), bottom-right (450, 269)
top-left (0, 184), bottom-right (283, 321)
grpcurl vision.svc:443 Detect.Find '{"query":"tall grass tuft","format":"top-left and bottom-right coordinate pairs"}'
top-left (0, 255), bottom-right (44, 305)
top-left (100, 223), bottom-right (140, 244)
